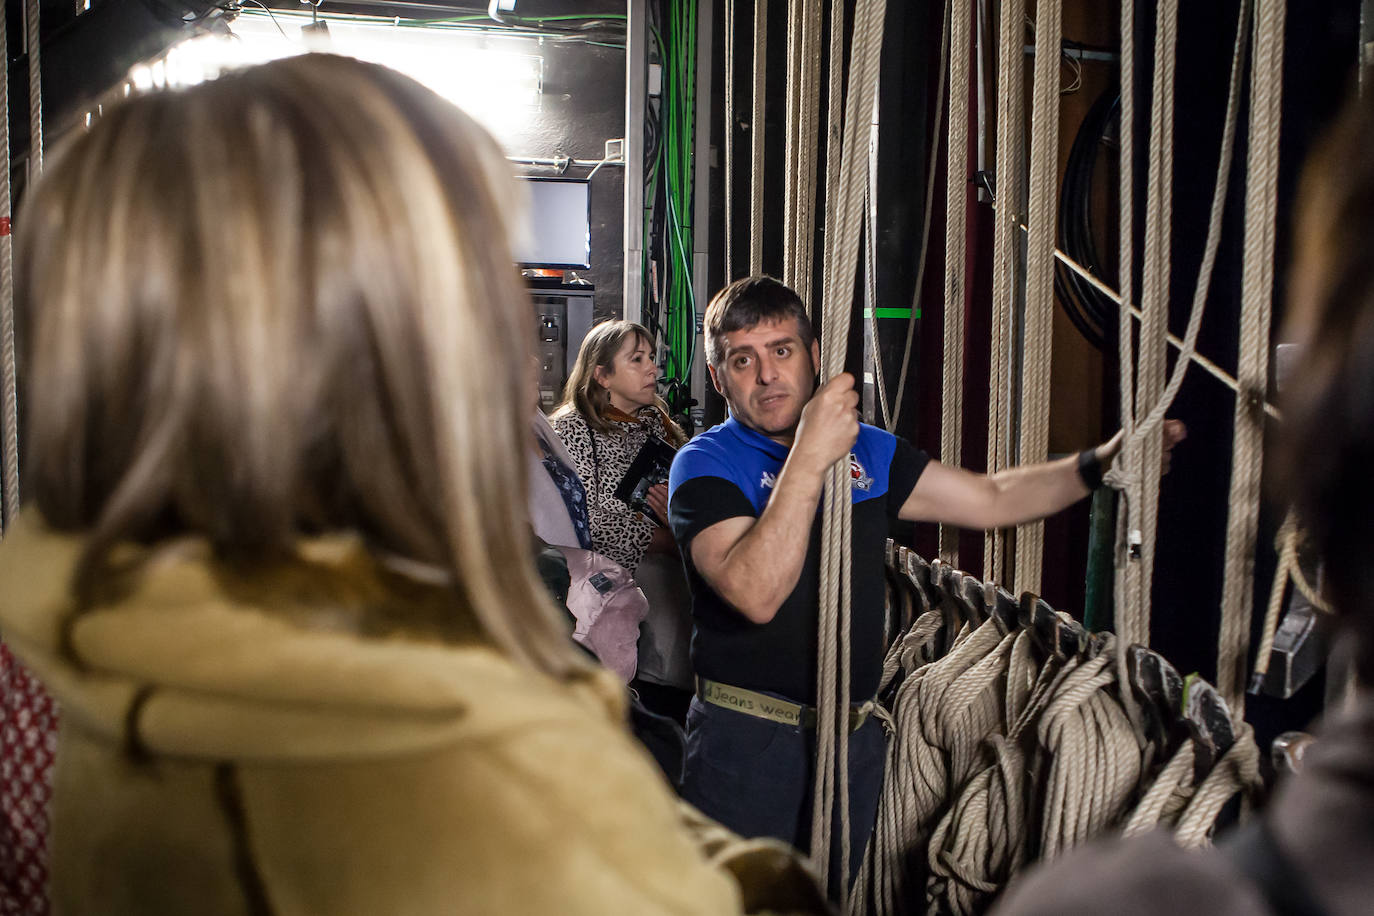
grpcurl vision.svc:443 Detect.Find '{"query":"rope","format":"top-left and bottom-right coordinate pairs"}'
top-left (1012, 0), bottom-right (1062, 594)
top-left (1251, 510), bottom-right (1334, 682)
top-left (813, 0), bottom-right (886, 901)
top-left (1035, 641), bottom-right (1143, 863)
top-left (859, 618), bottom-right (1008, 913)
top-left (26, 0), bottom-right (41, 178)
top-left (860, 549), bottom-right (1268, 914)
top-left (724, 0), bottom-right (736, 282)
top-left (799, 0), bottom-right (823, 301)
top-left (883, 0), bottom-right (950, 436)
top-left (1107, 0), bottom-right (1251, 652)
top-left (1173, 722), bottom-right (1263, 847)
top-left (1121, 740), bottom-right (1196, 837)
top-left (985, 0), bottom-right (1027, 584)
top-left (820, 0), bottom-right (845, 274)
top-left (1122, 0), bottom-right (1179, 652)
top-left (783, 0), bottom-right (803, 285)
top-left (0, 8), bottom-right (16, 533)
top-left (937, 0), bottom-right (973, 566)
top-left (749, 0), bottom-right (768, 275)
top-left (864, 99), bottom-right (891, 430)
top-left (1049, 237), bottom-right (1279, 420)
top-left (783, 0), bottom-right (823, 295)
top-left (1217, 0), bottom-right (1285, 712)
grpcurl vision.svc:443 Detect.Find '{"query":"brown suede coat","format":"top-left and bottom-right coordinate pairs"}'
top-left (0, 514), bottom-right (828, 916)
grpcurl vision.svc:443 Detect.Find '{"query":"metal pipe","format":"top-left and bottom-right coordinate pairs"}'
top-left (691, 0), bottom-right (713, 424)
top-left (506, 155), bottom-right (626, 170)
top-left (623, 0), bottom-right (647, 324)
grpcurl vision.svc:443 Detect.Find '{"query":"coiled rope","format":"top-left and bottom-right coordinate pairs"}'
top-left (855, 567), bottom-right (1263, 915)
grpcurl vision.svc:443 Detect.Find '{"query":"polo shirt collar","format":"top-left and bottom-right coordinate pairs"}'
top-left (724, 415), bottom-right (792, 461)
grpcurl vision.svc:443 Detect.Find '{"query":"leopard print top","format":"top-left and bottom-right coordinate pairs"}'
top-left (550, 408), bottom-right (672, 574)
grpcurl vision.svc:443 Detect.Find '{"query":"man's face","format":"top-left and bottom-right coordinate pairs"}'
top-left (708, 316), bottom-right (820, 444)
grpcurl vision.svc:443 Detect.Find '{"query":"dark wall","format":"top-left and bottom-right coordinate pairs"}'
top-left (497, 34), bottom-right (626, 323)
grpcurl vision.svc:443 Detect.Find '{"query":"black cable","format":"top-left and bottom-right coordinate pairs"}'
top-left (1054, 85), bottom-right (1120, 351)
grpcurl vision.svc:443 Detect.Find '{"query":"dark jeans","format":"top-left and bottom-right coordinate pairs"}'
top-left (680, 693), bottom-right (887, 891)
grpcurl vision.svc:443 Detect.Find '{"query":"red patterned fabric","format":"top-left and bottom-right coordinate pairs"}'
top-left (0, 642), bottom-right (55, 916)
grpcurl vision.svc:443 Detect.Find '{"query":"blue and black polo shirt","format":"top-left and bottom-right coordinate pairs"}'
top-left (668, 417), bottom-right (929, 704)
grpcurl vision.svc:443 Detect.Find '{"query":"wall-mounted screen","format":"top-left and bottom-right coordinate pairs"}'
top-left (512, 177), bottom-right (591, 269)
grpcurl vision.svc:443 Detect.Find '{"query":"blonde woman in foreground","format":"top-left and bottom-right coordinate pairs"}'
top-left (0, 54), bottom-right (824, 915)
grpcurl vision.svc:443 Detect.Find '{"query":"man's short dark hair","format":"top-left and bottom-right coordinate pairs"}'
top-left (704, 276), bottom-right (816, 368)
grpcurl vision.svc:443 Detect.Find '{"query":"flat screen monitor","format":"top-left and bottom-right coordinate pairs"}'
top-left (513, 177), bottom-right (591, 269)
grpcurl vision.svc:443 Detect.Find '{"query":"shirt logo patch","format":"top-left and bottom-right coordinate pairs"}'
top-left (760, 470), bottom-right (778, 490)
top-left (850, 455), bottom-right (873, 491)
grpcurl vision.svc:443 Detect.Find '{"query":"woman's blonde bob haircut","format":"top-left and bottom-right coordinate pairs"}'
top-left (18, 54), bottom-right (587, 677)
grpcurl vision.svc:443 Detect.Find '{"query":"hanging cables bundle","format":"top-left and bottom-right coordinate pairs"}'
top-left (1053, 88), bottom-right (1120, 351)
top-left (644, 0), bottom-right (698, 426)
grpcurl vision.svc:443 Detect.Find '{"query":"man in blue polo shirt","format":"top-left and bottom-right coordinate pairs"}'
top-left (668, 276), bottom-right (1183, 884)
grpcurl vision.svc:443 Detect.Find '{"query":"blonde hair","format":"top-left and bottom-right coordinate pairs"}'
top-left (17, 54), bottom-right (588, 677)
top-left (556, 319), bottom-right (682, 442)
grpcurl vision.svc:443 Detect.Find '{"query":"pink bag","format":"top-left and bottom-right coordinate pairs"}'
top-left (560, 549), bottom-right (649, 683)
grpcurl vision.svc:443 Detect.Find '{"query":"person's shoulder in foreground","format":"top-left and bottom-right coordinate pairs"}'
top-left (990, 829), bottom-right (1265, 916)
top-left (0, 513), bottom-right (832, 916)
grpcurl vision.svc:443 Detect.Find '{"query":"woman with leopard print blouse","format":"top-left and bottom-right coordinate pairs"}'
top-left (551, 321), bottom-right (687, 575)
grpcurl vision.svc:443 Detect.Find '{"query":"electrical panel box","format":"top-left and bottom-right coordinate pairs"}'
top-left (531, 286), bottom-right (594, 412)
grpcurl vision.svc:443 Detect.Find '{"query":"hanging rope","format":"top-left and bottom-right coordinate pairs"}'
top-left (799, 0), bottom-right (823, 300)
top-left (0, 8), bottom-right (17, 533)
top-left (1051, 236), bottom-right (1277, 419)
top-left (937, 0), bottom-right (973, 566)
top-left (1108, 0), bottom-right (1250, 655)
top-left (1217, 0), bottom-right (1285, 712)
top-left (26, 0), bottom-right (42, 178)
top-left (985, 0), bottom-right (1026, 584)
top-left (879, 0), bottom-right (949, 435)
top-left (820, 0), bottom-right (846, 274)
top-left (724, 0), bottom-right (736, 282)
top-left (1012, 0), bottom-right (1062, 594)
top-left (783, 0), bottom-right (803, 285)
top-left (749, 0), bottom-right (768, 275)
top-left (1250, 509), bottom-right (1334, 686)
top-left (1113, 0), bottom-right (1139, 629)
top-left (864, 89), bottom-right (891, 430)
top-left (1122, 0), bottom-right (1179, 650)
top-left (813, 0), bottom-right (887, 900)
top-left (783, 0), bottom-right (823, 295)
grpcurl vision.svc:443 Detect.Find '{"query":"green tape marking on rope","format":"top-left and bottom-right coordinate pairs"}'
top-left (863, 307), bottom-right (920, 319)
